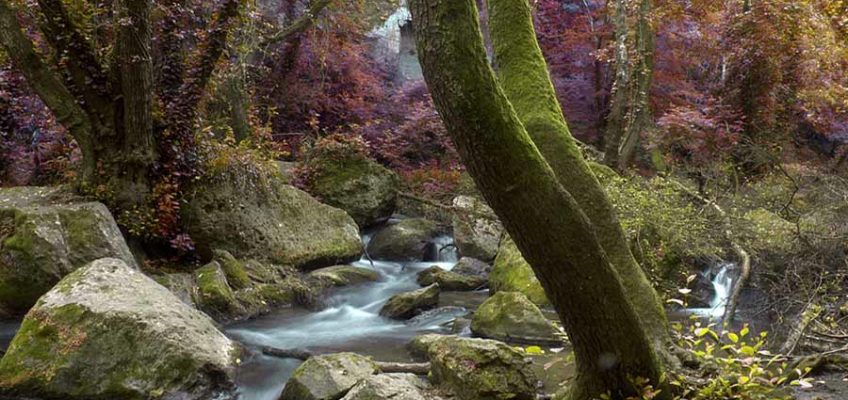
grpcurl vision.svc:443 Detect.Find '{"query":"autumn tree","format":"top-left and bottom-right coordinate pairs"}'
top-left (410, 0), bottom-right (672, 398)
top-left (0, 0), bottom-right (242, 244)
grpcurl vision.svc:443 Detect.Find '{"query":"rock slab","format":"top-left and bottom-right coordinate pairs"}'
top-left (0, 258), bottom-right (239, 400)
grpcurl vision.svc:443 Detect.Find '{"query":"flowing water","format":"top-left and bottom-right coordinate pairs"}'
top-left (227, 233), bottom-right (487, 400)
top-left (686, 262), bottom-right (736, 319)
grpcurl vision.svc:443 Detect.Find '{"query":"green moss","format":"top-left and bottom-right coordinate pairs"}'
top-left (194, 262), bottom-right (241, 317)
top-left (471, 291), bottom-right (560, 344)
top-left (213, 250), bottom-right (251, 290)
top-left (490, 237), bottom-right (549, 306)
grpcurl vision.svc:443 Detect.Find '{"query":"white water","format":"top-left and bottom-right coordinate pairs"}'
top-left (227, 233), bottom-right (475, 400)
top-left (688, 263), bottom-right (736, 319)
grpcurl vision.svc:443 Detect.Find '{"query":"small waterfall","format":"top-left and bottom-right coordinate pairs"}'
top-left (689, 263), bottom-right (736, 319)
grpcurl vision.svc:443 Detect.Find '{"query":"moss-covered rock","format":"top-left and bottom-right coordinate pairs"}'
top-left (407, 333), bottom-right (445, 360)
top-left (279, 352), bottom-right (378, 400)
top-left (341, 373), bottom-right (431, 400)
top-left (451, 196), bottom-right (503, 262)
top-left (305, 151), bottom-right (400, 228)
top-left (489, 236), bottom-right (548, 306)
top-left (213, 249), bottom-right (252, 290)
top-left (309, 265), bottom-right (381, 288)
top-left (0, 187), bottom-right (137, 317)
top-left (471, 292), bottom-right (561, 345)
top-left (194, 261), bottom-right (243, 320)
top-left (191, 256), bottom-right (313, 322)
top-left (379, 284), bottom-right (440, 320)
top-left (182, 157), bottom-right (362, 270)
top-left (417, 266), bottom-right (486, 291)
top-left (427, 336), bottom-right (539, 400)
top-left (0, 258), bottom-right (240, 400)
top-left (366, 218), bottom-right (442, 261)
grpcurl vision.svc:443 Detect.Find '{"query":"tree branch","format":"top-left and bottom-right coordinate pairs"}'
top-left (0, 0), bottom-right (95, 179)
top-left (36, 0), bottom-right (114, 129)
top-left (261, 0), bottom-right (333, 48)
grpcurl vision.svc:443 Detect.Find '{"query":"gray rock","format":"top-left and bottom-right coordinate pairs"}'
top-left (471, 292), bottom-right (562, 346)
top-left (366, 219), bottom-right (442, 261)
top-left (153, 273), bottom-right (198, 307)
top-left (0, 258), bottom-right (239, 399)
top-left (451, 257), bottom-right (492, 279)
top-left (451, 196), bottom-right (503, 262)
top-left (310, 265), bottom-right (381, 288)
top-left (379, 284), bottom-right (440, 320)
top-left (417, 266), bottom-right (486, 291)
top-left (0, 186), bottom-right (137, 317)
top-left (341, 373), bottom-right (430, 400)
top-left (182, 161), bottom-right (362, 270)
top-left (279, 353), bottom-right (377, 400)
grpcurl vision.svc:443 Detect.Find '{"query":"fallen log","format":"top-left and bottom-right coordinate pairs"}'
top-left (261, 346), bottom-right (312, 360)
top-left (261, 346), bottom-right (432, 375)
top-left (375, 362), bottom-right (431, 375)
top-left (780, 303), bottom-right (823, 355)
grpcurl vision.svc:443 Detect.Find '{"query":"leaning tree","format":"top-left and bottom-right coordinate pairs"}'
top-left (410, 0), bottom-right (673, 398)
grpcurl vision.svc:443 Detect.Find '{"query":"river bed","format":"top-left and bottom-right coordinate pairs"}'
top-left (226, 234), bottom-right (489, 400)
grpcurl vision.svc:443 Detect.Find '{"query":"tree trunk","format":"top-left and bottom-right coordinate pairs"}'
top-left (604, 0), bottom-right (654, 171)
top-left (110, 0), bottom-right (157, 209)
top-left (409, 1), bottom-right (668, 398)
top-left (487, 0), bottom-right (673, 364)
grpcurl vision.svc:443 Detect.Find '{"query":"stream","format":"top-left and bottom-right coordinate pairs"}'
top-left (226, 231), bottom-right (488, 400)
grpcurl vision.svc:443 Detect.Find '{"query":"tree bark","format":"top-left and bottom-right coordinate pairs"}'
top-left (112, 0), bottom-right (157, 208)
top-left (604, 0), bottom-right (654, 171)
top-left (409, 1), bottom-right (667, 398)
top-left (487, 0), bottom-right (672, 363)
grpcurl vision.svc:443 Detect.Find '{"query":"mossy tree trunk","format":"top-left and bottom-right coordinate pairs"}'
top-left (409, 0), bottom-right (669, 398)
top-left (604, 0), bottom-right (655, 171)
top-left (487, 0), bottom-right (673, 364)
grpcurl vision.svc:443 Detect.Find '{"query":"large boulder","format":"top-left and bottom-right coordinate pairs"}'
top-left (0, 258), bottom-right (239, 399)
top-left (426, 336), bottom-right (539, 400)
top-left (182, 158), bottom-right (362, 270)
top-left (489, 236), bottom-right (549, 306)
top-left (304, 150), bottom-right (400, 228)
top-left (379, 284), bottom-right (440, 320)
top-left (471, 292), bottom-right (561, 345)
top-left (279, 352), bottom-right (377, 400)
top-left (0, 187), bottom-right (137, 317)
top-left (310, 265), bottom-right (381, 288)
top-left (451, 196), bottom-right (503, 262)
top-left (341, 373), bottom-right (431, 400)
top-left (366, 218), bottom-right (442, 261)
top-left (452, 257), bottom-right (492, 280)
top-left (417, 266), bottom-right (486, 291)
